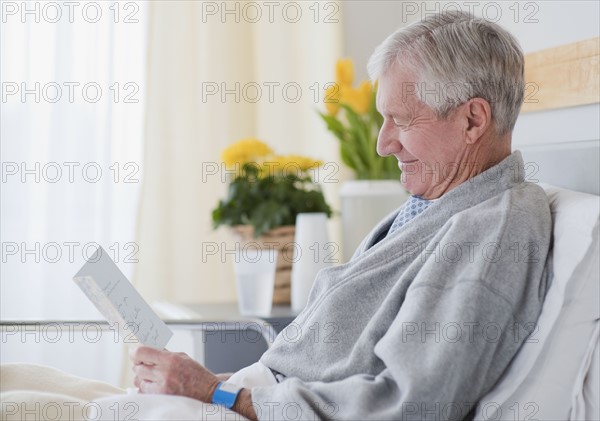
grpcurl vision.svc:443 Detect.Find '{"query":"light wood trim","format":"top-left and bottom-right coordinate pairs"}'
top-left (522, 37), bottom-right (599, 112)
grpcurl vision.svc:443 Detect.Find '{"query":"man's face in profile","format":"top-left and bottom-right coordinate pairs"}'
top-left (375, 63), bottom-right (470, 199)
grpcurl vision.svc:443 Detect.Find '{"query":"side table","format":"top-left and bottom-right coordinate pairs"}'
top-left (157, 302), bottom-right (298, 373)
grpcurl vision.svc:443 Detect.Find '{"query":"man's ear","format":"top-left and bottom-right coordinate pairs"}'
top-left (463, 98), bottom-right (492, 144)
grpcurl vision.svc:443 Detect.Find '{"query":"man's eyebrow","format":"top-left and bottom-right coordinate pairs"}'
top-left (378, 102), bottom-right (404, 118)
top-left (389, 108), bottom-right (411, 121)
top-left (378, 98), bottom-right (411, 120)
top-left (392, 111), bottom-right (408, 119)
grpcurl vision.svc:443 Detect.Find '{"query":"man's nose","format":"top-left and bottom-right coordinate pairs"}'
top-left (376, 122), bottom-right (401, 157)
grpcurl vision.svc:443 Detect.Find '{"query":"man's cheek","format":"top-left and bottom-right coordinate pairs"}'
top-left (401, 162), bottom-right (420, 180)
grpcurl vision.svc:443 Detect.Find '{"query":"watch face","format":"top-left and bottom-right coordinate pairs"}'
top-left (220, 382), bottom-right (242, 393)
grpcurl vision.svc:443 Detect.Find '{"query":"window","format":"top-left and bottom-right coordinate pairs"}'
top-left (1, 1), bottom-right (147, 321)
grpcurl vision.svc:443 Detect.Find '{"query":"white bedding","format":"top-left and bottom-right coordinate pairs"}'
top-left (1, 361), bottom-right (277, 421)
top-left (1, 363), bottom-right (124, 420)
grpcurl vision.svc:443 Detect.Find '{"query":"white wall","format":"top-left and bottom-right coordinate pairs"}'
top-left (341, 1), bottom-right (419, 81)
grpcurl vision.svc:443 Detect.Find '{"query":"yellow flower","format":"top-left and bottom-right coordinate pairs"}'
top-left (340, 81), bottom-right (373, 115)
top-left (257, 154), bottom-right (322, 177)
top-left (324, 84), bottom-right (341, 116)
top-left (336, 58), bottom-right (354, 87)
top-left (279, 155), bottom-right (323, 171)
top-left (325, 60), bottom-right (374, 116)
top-left (221, 138), bottom-right (273, 168)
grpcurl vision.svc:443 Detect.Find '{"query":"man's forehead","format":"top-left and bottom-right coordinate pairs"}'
top-left (380, 61), bottom-right (417, 87)
top-left (377, 64), bottom-right (421, 112)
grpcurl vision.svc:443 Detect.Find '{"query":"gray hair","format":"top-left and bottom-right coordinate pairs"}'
top-left (367, 11), bottom-right (524, 135)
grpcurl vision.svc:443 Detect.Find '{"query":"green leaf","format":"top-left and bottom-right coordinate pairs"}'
top-left (340, 104), bottom-right (373, 173)
top-left (319, 112), bottom-right (345, 138)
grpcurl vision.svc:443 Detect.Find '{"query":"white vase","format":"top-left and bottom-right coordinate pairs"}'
top-left (233, 248), bottom-right (278, 317)
top-left (340, 180), bottom-right (409, 262)
top-left (291, 213), bottom-right (331, 313)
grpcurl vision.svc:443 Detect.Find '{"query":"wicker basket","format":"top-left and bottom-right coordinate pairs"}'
top-left (231, 225), bottom-right (295, 305)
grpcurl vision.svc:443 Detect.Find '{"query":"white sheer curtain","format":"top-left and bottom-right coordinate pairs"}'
top-left (1, 0), bottom-right (344, 386)
top-left (1, 2), bottom-right (147, 384)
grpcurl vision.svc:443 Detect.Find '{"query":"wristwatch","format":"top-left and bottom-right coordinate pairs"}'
top-left (211, 382), bottom-right (242, 409)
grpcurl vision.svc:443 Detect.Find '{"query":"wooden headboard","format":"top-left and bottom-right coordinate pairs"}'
top-left (522, 37), bottom-right (600, 113)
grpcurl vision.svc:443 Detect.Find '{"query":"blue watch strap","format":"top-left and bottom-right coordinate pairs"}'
top-left (212, 382), bottom-right (242, 409)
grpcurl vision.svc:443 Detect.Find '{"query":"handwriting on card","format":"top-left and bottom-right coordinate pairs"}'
top-left (73, 246), bottom-right (173, 349)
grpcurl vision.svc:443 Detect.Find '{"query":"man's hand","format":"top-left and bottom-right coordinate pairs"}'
top-left (130, 347), bottom-right (258, 420)
top-left (130, 346), bottom-right (220, 403)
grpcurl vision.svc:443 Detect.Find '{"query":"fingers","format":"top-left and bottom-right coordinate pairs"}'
top-left (132, 362), bottom-right (160, 381)
top-left (129, 345), bottom-right (163, 366)
top-left (138, 379), bottom-right (158, 394)
top-left (132, 360), bottom-right (162, 394)
top-left (129, 348), bottom-right (204, 397)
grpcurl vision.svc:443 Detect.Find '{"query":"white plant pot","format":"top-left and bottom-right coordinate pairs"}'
top-left (340, 180), bottom-right (409, 262)
top-left (233, 248), bottom-right (278, 317)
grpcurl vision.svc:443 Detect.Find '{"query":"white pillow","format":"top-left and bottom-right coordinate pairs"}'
top-left (475, 185), bottom-right (600, 420)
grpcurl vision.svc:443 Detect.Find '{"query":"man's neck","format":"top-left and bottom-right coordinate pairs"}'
top-left (421, 136), bottom-right (512, 200)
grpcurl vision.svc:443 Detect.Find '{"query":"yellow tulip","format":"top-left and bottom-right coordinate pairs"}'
top-left (357, 80), bottom-right (374, 113)
top-left (335, 58), bottom-right (354, 87)
top-left (340, 81), bottom-right (373, 115)
top-left (324, 84), bottom-right (341, 116)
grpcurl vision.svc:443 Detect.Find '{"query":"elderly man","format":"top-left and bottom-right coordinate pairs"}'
top-left (130, 11), bottom-right (552, 420)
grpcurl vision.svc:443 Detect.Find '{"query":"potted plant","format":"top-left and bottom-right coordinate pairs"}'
top-left (319, 59), bottom-right (408, 261)
top-left (212, 138), bottom-right (332, 304)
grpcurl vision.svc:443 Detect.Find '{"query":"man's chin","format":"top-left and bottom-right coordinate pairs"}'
top-left (399, 179), bottom-right (424, 197)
